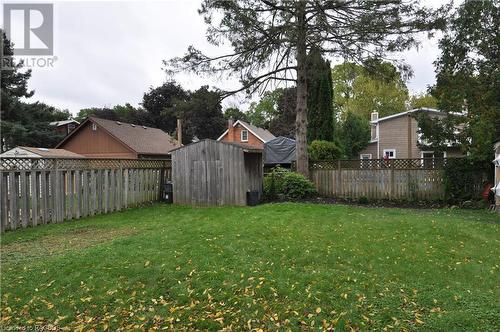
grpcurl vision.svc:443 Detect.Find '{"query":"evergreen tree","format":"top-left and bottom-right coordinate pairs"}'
top-left (307, 49), bottom-right (334, 142)
top-left (166, 1), bottom-right (447, 176)
top-left (338, 112), bottom-right (370, 158)
top-left (269, 87), bottom-right (297, 138)
top-left (1, 32), bottom-right (69, 151)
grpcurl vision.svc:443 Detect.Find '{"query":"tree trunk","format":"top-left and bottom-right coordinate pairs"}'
top-left (295, 1), bottom-right (309, 177)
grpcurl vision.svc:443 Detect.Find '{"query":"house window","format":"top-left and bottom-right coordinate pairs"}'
top-left (241, 129), bottom-right (248, 142)
top-left (68, 123), bottom-right (75, 133)
top-left (383, 149), bottom-right (396, 159)
top-left (92, 123), bottom-right (97, 131)
top-left (370, 125), bottom-right (378, 141)
top-left (360, 154), bottom-right (372, 160)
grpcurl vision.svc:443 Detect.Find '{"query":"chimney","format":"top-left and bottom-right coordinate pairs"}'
top-left (371, 111), bottom-right (379, 122)
top-left (176, 118), bottom-right (182, 145)
top-left (227, 118), bottom-right (234, 141)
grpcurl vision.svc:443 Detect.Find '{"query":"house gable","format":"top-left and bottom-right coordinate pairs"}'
top-left (217, 120), bottom-right (276, 149)
top-left (57, 119), bottom-right (137, 159)
top-left (360, 109), bottom-right (463, 159)
top-left (219, 123), bottom-right (264, 148)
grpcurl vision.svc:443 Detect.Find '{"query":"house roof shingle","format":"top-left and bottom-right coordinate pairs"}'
top-left (237, 120), bottom-right (276, 142)
top-left (88, 117), bottom-right (180, 155)
top-left (49, 119), bottom-right (80, 126)
top-left (372, 108), bottom-right (444, 124)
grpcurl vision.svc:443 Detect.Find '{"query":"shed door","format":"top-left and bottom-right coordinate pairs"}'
top-left (192, 161), bottom-right (207, 205)
top-left (192, 160), bottom-right (223, 206)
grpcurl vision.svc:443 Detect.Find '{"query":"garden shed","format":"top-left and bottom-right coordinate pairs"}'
top-left (170, 139), bottom-right (263, 206)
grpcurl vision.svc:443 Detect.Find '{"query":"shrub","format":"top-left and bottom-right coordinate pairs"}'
top-left (308, 140), bottom-right (343, 160)
top-left (358, 196), bottom-right (369, 204)
top-left (263, 166), bottom-right (316, 201)
top-left (443, 158), bottom-right (492, 204)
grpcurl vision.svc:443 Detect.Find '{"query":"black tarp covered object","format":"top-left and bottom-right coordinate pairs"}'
top-left (264, 136), bottom-right (296, 164)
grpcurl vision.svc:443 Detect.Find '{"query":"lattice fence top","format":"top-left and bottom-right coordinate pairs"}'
top-left (310, 158), bottom-right (454, 170)
top-left (0, 157), bottom-right (171, 171)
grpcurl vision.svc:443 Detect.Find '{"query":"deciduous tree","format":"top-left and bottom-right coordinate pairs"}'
top-left (223, 107), bottom-right (248, 122)
top-left (141, 82), bottom-right (189, 134)
top-left (331, 60), bottom-right (409, 121)
top-left (410, 93), bottom-right (438, 109)
top-left (424, 0), bottom-right (500, 162)
top-left (174, 86), bottom-right (226, 144)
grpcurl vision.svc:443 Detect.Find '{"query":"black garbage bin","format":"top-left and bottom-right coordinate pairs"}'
top-left (163, 182), bottom-right (173, 203)
top-left (246, 190), bottom-right (259, 206)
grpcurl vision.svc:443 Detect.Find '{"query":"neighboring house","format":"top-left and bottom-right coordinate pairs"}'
top-left (50, 120), bottom-right (80, 136)
top-left (359, 108), bottom-right (463, 160)
top-left (56, 117), bottom-right (180, 159)
top-left (0, 146), bottom-right (86, 159)
top-left (217, 119), bottom-right (276, 149)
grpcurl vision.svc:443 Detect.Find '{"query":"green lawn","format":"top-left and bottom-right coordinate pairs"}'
top-left (1, 203), bottom-right (499, 331)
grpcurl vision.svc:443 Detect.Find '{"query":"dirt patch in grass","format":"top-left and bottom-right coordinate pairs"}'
top-left (0, 227), bottom-right (138, 264)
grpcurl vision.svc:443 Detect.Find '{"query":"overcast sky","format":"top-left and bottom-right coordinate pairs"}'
top-left (6, 0), bottom-right (445, 115)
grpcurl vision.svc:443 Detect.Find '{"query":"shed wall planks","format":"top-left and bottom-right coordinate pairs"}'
top-left (171, 140), bottom-right (263, 206)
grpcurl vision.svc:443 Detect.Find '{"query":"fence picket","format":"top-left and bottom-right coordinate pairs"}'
top-left (90, 170), bottom-right (96, 216)
top-left (75, 170), bottom-right (81, 219)
top-left (20, 171), bottom-right (29, 228)
top-left (31, 171), bottom-right (39, 226)
top-left (1, 173), bottom-right (8, 231)
top-left (9, 172), bottom-right (19, 230)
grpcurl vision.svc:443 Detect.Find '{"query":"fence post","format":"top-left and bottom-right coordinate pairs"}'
top-left (0, 173), bottom-right (7, 232)
top-left (337, 160), bottom-right (342, 197)
top-left (159, 160), bottom-right (166, 201)
top-left (390, 160), bottom-right (395, 199)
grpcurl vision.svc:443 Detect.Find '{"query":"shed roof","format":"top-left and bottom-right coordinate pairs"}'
top-left (56, 117), bottom-right (180, 155)
top-left (170, 139), bottom-right (263, 154)
top-left (7, 147), bottom-right (86, 158)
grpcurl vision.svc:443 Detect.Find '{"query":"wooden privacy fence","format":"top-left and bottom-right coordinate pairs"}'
top-left (0, 158), bottom-right (171, 232)
top-left (310, 158), bottom-right (457, 200)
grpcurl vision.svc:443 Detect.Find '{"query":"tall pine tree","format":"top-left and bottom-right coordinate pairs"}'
top-left (307, 48), bottom-right (334, 142)
top-left (167, 1), bottom-right (448, 176)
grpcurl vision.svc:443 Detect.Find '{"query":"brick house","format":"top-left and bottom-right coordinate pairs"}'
top-left (50, 120), bottom-right (80, 136)
top-left (56, 117), bottom-right (180, 159)
top-left (217, 119), bottom-right (276, 149)
top-left (359, 108), bottom-right (463, 161)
